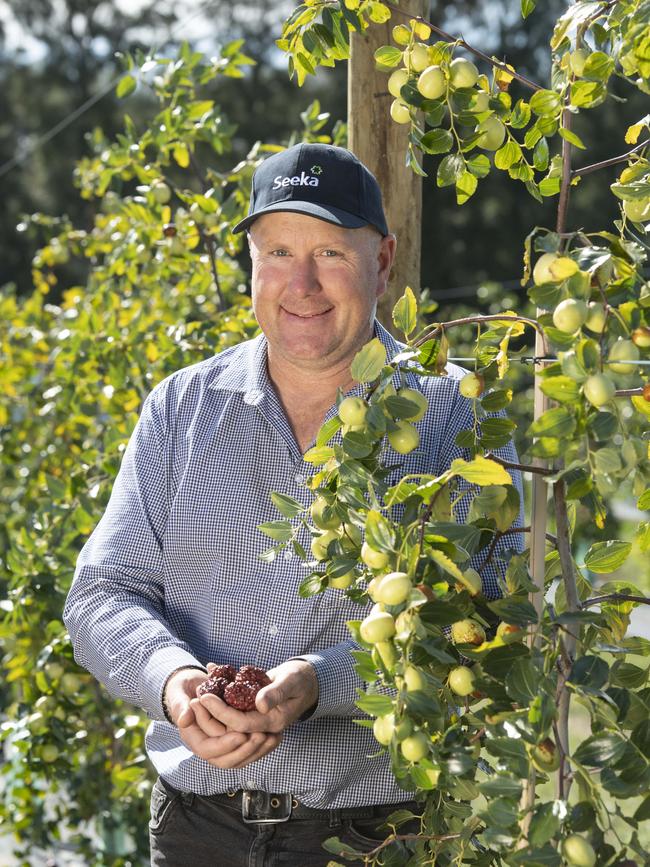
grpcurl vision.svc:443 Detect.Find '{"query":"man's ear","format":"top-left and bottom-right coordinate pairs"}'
top-left (376, 233), bottom-right (397, 298)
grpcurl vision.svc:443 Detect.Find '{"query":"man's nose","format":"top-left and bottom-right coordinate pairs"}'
top-left (286, 257), bottom-right (321, 295)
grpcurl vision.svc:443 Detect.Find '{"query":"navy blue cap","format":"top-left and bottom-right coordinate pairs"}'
top-left (232, 143), bottom-right (389, 236)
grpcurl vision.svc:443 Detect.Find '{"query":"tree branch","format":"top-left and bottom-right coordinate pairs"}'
top-left (487, 454), bottom-right (554, 477)
top-left (553, 479), bottom-right (579, 803)
top-left (382, 1), bottom-right (541, 92)
top-left (581, 593), bottom-right (650, 608)
top-left (572, 139), bottom-right (650, 179)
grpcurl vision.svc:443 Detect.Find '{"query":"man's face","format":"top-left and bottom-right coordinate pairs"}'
top-left (248, 212), bottom-right (395, 371)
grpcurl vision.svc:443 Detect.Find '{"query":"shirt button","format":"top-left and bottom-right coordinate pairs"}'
top-left (295, 473), bottom-right (304, 484)
top-left (268, 624), bottom-right (278, 636)
top-left (283, 549), bottom-right (293, 560)
top-left (246, 779), bottom-right (256, 790)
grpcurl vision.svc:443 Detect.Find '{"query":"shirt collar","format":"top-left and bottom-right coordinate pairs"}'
top-left (207, 319), bottom-right (408, 404)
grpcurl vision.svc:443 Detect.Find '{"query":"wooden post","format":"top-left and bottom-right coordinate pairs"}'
top-left (347, 2), bottom-right (424, 331)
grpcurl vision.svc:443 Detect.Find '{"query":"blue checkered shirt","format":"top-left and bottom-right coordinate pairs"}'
top-left (64, 321), bottom-right (522, 807)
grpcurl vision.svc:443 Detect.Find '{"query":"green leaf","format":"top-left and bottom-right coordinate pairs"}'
top-left (420, 128), bottom-right (454, 155)
top-left (341, 430), bottom-right (373, 458)
top-left (257, 520), bottom-right (293, 542)
top-left (527, 407), bottom-right (576, 438)
top-left (368, 1), bottom-right (391, 24)
top-left (510, 99), bottom-right (532, 128)
top-left (466, 154), bottom-right (491, 177)
top-left (559, 127), bottom-right (586, 150)
top-left (539, 375), bottom-right (580, 404)
top-left (570, 80), bottom-right (606, 108)
top-left (374, 45), bottom-right (402, 68)
top-left (392, 286), bottom-right (417, 337)
top-left (354, 690), bottom-right (394, 716)
top-left (479, 775), bottom-right (522, 799)
top-left (638, 489), bottom-right (650, 511)
top-left (507, 844), bottom-right (561, 866)
top-left (582, 51), bottom-right (614, 81)
top-left (521, 0), bottom-right (537, 19)
top-left (365, 509), bottom-right (395, 553)
top-left (488, 595), bottom-right (539, 627)
top-left (532, 137), bottom-right (550, 171)
top-left (322, 837), bottom-right (363, 858)
top-left (456, 170), bottom-right (478, 205)
top-left (299, 573), bottom-right (326, 597)
top-left (116, 74), bottom-right (137, 98)
top-left (584, 540), bottom-right (632, 574)
top-left (303, 445), bottom-right (335, 464)
top-left (494, 140), bottom-right (522, 171)
top-left (173, 143), bottom-right (190, 168)
top-left (482, 643), bottom-right (530, 679)
top-left (450, 455), bottom-right (512, 486)
top-left (528, 802), bottom-right (562, 848)
top-left (631, 720), bottom-right (650, 758)
top-left (419, 598), bottom-right (473, 627)
top-left (437, 153), bottom-right (465, 188)
top-left (574, 733), bottom-right (627, 767)
top-left (270, 492), bottom-right (304, 519)
top-left (539, 176), bottom-right (561, 197)
top-left (316, 416), bottom-right (342, 447)
top-left (485, 737), bottom-right (529, 778)
top-left (479, 416), bottom-right (517, 449)
top-left (481, 389), bottom-right (513, 411)
top-left (529, 89), bottom-right (561, 117)
top-left (505, 657), bottom-right (540, 704)
top-left (569, 655), bottom-right (609, 689)
top-left (350, 338), bottom-right (386, 383)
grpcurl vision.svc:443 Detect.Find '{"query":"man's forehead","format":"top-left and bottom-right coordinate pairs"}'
top-left (249, 212), bottom-right (372, 245)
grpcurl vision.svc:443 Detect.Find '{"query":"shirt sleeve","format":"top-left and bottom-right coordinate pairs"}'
top-left (292, 642), bottom-right (366, 720)
top-left (63, 387), bottom-right (206, 722)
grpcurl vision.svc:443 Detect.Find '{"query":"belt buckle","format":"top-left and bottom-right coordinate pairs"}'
top-left (241, 791), bottom-right (293, 824)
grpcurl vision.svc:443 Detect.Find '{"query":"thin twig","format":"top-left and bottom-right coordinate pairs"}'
top-left (614, 387), bottom-right (645, 397)
top-left (361, 830), bottom-right (467, 860)
top-left (414, 314), bottom-right (545, 348)
top-left (572, 139), bottom-right (650, 178)
top-left (381, 1), bottom-right (541, 92)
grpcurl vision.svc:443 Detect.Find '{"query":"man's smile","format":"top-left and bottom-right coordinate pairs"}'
top-left (280, 306), bottom-right (334, 319)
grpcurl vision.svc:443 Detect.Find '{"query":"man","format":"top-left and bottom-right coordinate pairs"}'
top-left (64, 143), bottom-right (521, 865)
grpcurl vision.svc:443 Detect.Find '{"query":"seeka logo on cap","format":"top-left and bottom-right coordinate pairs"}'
top-left (272, 167), bottom-right (322, 190)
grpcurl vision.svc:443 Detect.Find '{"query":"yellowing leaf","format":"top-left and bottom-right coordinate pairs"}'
top-left (549, 256), bottom-right (578, 280)
top-left (428, 549), bottom-right (465, 583)
top-left (392, 287), bottom-right (417, 337)
top-left (625, 122), bottom-right (644, 145)
top-left (173, 143), bottom-right (190, 168)
top-left (350, 338), bottom-right (387, 383)
top-left (450, 455), bottom-right (513, 486)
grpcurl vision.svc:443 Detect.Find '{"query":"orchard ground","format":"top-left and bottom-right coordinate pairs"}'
top-left (1, 604), bottom-right (648, 867)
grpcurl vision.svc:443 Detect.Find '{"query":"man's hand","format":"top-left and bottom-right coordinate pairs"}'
top-left (164, 667), bottom-right (281, 769)
top-left (199, 658), bottom-right (319, 735)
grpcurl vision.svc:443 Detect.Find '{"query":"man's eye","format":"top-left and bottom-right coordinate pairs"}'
top-left (270, 249), bottom-right (289, 257)
top-left (322, 249), bottom-right (340, 257)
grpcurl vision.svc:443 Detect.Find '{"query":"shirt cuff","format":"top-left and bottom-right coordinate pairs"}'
top-left (292, 640), bottom-right (364, 720)
top-left (139, 645), bottom-right (207, 721)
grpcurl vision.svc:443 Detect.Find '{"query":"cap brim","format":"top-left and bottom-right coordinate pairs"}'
top-left (232, 201), bottom-right (370, 234)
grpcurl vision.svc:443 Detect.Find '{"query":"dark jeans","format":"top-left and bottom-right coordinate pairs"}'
top-left (149, 777), bottom-right (421, 866)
